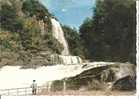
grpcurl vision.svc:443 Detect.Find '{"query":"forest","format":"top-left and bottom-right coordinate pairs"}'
top-left (0, 0), bottom-right (136, 66)
top-left (79, 0), bottom-right (136, 64)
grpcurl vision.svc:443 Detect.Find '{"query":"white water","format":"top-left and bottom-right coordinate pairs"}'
top-left (51, 18), bottom-right (70, 55)
top-left (0, 18), bottom-right (84, 92)
top-left (51, 55), bottom-right (82, 65)
top-left (59, 55), bottom-right (82, 65)
top-left (0, 64), bottom-right (83, 90)
top-left (0, 62), bottom-right (135, 96)
top-left (0, 62), bottom-right (117, 90)
top-left (50, 18), bottom-right (83, 65)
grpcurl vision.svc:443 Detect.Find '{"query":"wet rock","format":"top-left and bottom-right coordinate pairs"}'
top-left (52, 62), bottom-right (136, 91)
top-left (112, 76), bottom-right (136, 90)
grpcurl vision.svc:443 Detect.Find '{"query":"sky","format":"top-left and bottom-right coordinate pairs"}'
top-left (39, 0), bottom-right (96, 29)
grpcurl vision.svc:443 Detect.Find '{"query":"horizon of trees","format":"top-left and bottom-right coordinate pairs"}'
top-left (79, 0), bottom-right (136, 64)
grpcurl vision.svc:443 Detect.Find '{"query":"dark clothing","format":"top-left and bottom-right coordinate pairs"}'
top-left (32, 88), bottom-right (37, 95)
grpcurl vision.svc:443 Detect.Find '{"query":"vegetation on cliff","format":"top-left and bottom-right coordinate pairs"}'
top-left (0, 0), bottom-right (136, 66)
top-left (0, 0), bottom-right (63, 66)
top-left (62, 25), bottom-right (85, 58)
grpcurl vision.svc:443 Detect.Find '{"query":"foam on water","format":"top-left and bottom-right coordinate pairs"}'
top-left (0, 61), bottom-right (134, 95)
top-left (59, 55), bottom-right (82, 64)
top-left (0, 64), bottom-right (83, 89)
top-left (0, 62), bottom-right (116, 90)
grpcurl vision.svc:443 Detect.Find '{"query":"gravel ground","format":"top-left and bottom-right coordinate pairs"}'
top-left (38, 89), bottom-right (136, 96)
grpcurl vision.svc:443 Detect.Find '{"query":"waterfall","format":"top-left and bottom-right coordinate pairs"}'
top-left (51, 18), bottom-right (70, 55)
top-left (58, 55), bottom-right (82, 65)
top-left (50, 54), bottom-right (82, 65)
top-left (50, 18), bottom-right (83, 65)
top-left (0, 62), bottom-right (132, 95)
top-left (0, 64), bottom-right (83, 90)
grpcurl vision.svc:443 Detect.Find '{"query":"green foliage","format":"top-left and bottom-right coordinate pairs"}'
top-left (1, 40), bottom-right (11, 49)
top-left (80, 18), bottom-right (94, 58)
top-left (51, 80), bottom-right (63, 91)
top-left (42, 33), bottom-right (64, 54)
top-left (62, 25), bottom-right (85, 58)
top-left (80, 0), bottom-right (136, 63)
top-left (22, 0), bottom-right (52, 32)
top-left (0, 0), bottom-right (63, 66)
top-left (0, 4), bottom-right (17, 32)
top-left (17, 17), bottom-right (41, 50)
top-left (0, 31), bottom-right (21, 51)
top-left (22, 0), bottom-right (50, 19)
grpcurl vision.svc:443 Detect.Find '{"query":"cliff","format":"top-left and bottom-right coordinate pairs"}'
top-left (0, 0), bottom-right (63, 67)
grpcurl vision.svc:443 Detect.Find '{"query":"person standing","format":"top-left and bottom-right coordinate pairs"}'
top-left (31, 80), bottom-right (37, 95)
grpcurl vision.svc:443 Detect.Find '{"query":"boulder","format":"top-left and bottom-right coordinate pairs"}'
top-left (51, 62), bottom-right (136, 91)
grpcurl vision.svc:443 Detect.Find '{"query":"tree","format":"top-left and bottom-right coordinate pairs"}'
top-left (0, 4), bottom-right (17, 32)
top-left (62, 25), bottom-right (85, 58)
top-left (22, 0), bottom-right (50, 19)
top-left (80, 18), bottom-right (94, 58)
top-left (80, 0), bottom-right (136, 63)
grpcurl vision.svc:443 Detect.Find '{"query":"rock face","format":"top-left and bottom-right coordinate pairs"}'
top-left (0, 0), bottom-right (83, 66)
top-left (0, 0), bottom-right (65, 66)
top-left (51, 62), bottom-right (136, 91)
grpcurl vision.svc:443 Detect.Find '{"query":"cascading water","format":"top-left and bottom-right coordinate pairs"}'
top-left (0, 18), bottom-right (84, 95)
top-left (50, 54), bottom-right (82, 65)
top-left (1, 18), bottom-right (133, 95)
top-left (51, 18), bottom-right (82, 65)
top-left (0, 62), bottom-right (133, 95)
top-left (58, 55), bottom-right (82, 65)
top-left (0, 64), bottom-right (83, 90)
top-left (51, 18), bottom-right (70, 55)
